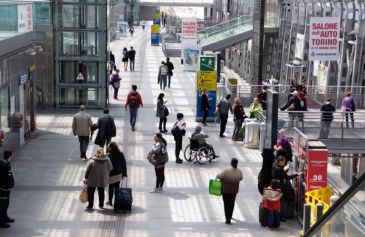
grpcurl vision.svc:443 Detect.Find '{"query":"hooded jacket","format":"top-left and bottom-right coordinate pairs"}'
top-left (85, 156), bottom-right (113, 188)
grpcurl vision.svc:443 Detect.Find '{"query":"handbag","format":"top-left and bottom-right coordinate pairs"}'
top-left (79, 184), bottom-right (88, 203)
top-left (209, 179), bottom-right (222, 196)
top-left (164, 106), bottom-right (169, 117)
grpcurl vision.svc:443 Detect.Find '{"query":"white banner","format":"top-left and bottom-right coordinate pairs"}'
top-left (181, 18), bottom-right (197, 46)
top-left (18, 4), bottom-right (33, 33)
top-left (309, 17), bottom-right (340, 61)
top-left (295, 34), bottom-right (305, 59)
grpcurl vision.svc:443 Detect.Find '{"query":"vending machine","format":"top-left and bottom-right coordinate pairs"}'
top-left (292, 128), bottom-right (328, 222)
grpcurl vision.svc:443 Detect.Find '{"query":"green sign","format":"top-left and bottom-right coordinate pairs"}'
top-left (200, 56), bottom-right (215, 71)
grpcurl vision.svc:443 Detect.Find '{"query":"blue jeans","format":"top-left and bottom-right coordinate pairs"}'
top-left (267, 210), bottom-right (280, 228)
top-left (130, 110), bottom-right (138, 128)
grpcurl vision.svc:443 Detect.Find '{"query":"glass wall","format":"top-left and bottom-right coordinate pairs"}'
top-left (0, 87), bottom-right (10, 134)
top-left (54, 0), bottom-right (107, 108)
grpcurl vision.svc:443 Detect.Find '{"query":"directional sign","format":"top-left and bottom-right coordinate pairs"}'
top-left (76, 73), bottom-right (84, 81)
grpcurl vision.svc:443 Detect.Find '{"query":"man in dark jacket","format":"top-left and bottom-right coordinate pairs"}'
top-left (201, 88), bottom-right (210, 125)
top-left (256, 85), bottom-right (268, 110)
top-left (165, 57), bottom-right (174, 88)
top-left (128, 47), bottom-right (136, 71)
top-left (95, 108), bottom-right (116, 148)
top-left (0, 151), bottom-right (15, 228)
top-left (280, 91), bottom-right (302, 128)
top-left (319, 99), bottom-right (336, 139)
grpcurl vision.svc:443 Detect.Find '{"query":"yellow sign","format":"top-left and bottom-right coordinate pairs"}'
top-left (154, 13), bottom-right (161, 19)
top-left (29, 64), bottom-right (36, 72)
top-left (151, 24), bottom-right (160, 34)
top-left (196, 71), bottom-right (217, 91)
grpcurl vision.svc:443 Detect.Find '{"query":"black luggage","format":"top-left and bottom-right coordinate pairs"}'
top-left (259, 202), bottom-right (267, 226)
top-left (281, 199), bottom-right (294, 219)
top-left (114, 179), bottom-right (133, 212)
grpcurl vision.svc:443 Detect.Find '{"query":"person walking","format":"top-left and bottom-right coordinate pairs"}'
top-left (84, 148), bottom-right (113, 209)
top-left (122, 47), bottom-right (128, 71)
top-left (125, 85), bottom-right (143, 131)
top-left (201, 88), bottom-right (210, 126)
top-left (165, 57), bottom-right (174, 88)
top-left (0, 151), bottom-right (15, 228)
top-left (106, 142), bottom-right (127, 206)
top-left (158, 61), bottom-right (168, 91)
top-left (319, 99), bottom-right (336, 139)
top-left (171, 113), bottom-right (186, 164)
top-left (217, 94), bottom-right (233, 137)
top-left (94, 107), bottom-right (116, 149)
top-left (216, 158), bottom-right (243, 224)
top-left (341, 91), bottom-right (356, 128)
top-left (109, 69), bottom-right (121, 100)
top-left (248, 97), bottom-right (263, 120)
top-left (232, 98), bottom-right (247, 141)
top-left (280, 91), bottom-right (302, 128)
top-left (156, 93), bottom-right (168, 133)
top-left (109, 51), bottom-right (116, 72)
top-left (72, 105), bottom-right (93, 160)
top-left (128, 47), bottom-right (136, 71)
top-left (129, 25), bottom-right (134, 37)
top-left (149, 133), bottom-right (168, 193)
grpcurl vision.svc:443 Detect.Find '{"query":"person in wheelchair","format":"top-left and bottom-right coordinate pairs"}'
top-left (191, 126), bottom-right (219, 158)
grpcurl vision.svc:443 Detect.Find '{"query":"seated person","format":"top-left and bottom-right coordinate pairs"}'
top-left (191, 126), bottom-right (219, 158)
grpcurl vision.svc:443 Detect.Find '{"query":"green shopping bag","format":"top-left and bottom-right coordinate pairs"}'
top-left (209, 179), bottom-right (222, 196)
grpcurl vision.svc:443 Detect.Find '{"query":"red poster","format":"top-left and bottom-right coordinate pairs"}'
top-left (306, 149), bottom-right (328, 191)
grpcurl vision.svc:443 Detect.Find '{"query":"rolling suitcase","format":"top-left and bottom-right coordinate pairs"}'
top-left (114, 178), bottom-right (133, 212)
top-left (259, 202), bottom-right (268, 227)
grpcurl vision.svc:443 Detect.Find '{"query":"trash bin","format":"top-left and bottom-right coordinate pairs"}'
top-left (244, 118), bottom-right (260, 149)
top-left (217, 82), bottom-right (225, 101)
top-left (226, 78), bottom-right (237, 98)
top-left (259, 122), bottom-right (266, 152)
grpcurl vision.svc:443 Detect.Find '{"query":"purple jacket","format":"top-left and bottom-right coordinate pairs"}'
top-left (341, 97), bottom-right (355, 111)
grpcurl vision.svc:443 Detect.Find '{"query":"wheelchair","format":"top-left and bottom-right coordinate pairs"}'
top-left (183, 138), bottom-right (215, 164)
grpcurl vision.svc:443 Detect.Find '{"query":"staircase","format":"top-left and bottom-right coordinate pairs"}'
top-left (198, 16), bottom-right (279, 51)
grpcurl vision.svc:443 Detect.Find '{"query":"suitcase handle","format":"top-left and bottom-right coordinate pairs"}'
top-left (120, 177), bottom-right (128, 188)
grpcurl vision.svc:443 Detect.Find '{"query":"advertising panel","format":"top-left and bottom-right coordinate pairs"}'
top-left (196, 71), bottom-right (217, 119)
top-left (18, 4), bottom-right (33, 33)
top-left (183, 46), bottom-right (200, 71)
top-left (316, 64), bottom-right (328, 94)
top-left (309, 17), bottom-right (340, 61)
top-left (200, 56), bottom-right (215, 72)
top-left (181, 18), bottom-right (197, 61)
top-left (295, 34), bottom-right (305, 59)
top-left (306, 149), bottom-right (328, 191)
top-left (116, 22), bottom-right (129, 37)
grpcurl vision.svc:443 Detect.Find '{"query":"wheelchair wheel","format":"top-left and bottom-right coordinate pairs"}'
top-left (184, 144), bottom-right (194, 162)
top-left (196, 147), bottom-right (211, 164)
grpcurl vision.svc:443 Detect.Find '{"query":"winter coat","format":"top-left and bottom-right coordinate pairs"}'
top-left (94, 114), bottom-right (116, 147)
top-left (0, 160), bottom-right (14, 191)
top-left (85, 156), bottom-right (113, 188)
top-left (156, 99), bottom-right (166, 118)
top-left (125, 90), bottom-right (143, 110)
top-left (110, 73), bottom-right (121, 89)
top-left (201, 93), bottom-right (210, 111)
top-left (217, 167), bottom-right (243, 194)
top-left (263, 187), bottom-right (282, 211)
top-left (233, 104), bottom-right (246, 121)
top-left (165, 61), bottom-right (174, 76)
top-left (281, 96), bottom-right (302, 112)
top-left (218, 98), bottom-right (232, 115)
top-left (341, 96), bottom-right (356, 112)
top-left (320, 103), bottom-right (336, 121)
top-left (72, 111), bottom-right (93, 136)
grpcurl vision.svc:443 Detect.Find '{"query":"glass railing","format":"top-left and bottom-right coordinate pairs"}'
top-left (303, 172), bottom-right (365, 237)
top-left (198, 16), bottom-right (278, 47)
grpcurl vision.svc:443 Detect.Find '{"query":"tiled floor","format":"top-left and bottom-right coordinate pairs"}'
top-left (0, 26), bottom-right (301, 237)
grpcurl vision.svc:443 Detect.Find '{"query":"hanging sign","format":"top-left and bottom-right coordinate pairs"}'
top-left (309, 17), bottom-right (340, 61)
top-left (76, 73), bottom-right (84, 81)
top-left (18, 4), bottom-right (33, 33)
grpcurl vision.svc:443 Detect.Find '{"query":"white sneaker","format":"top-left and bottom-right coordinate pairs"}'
top-left (150, 188), bottom-right (160, 193)
top-left (158, 187), bottom-right (163, 192)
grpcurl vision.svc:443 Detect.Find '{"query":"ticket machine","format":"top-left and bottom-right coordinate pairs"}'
top-left (292, 128), bottom-right (328, 222)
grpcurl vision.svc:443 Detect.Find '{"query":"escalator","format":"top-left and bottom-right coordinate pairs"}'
top-left (303, 172), bottom-right (365, 237)
top-left (198, 15), bottom-right (279, 51)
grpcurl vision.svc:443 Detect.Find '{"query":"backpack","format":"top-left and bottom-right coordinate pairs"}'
top-left (160, 66), bottom-right (168, 76)
top-left (171, 122), bottom-right (179, 137)
top-left (129, 92), bottom-right (138, 109)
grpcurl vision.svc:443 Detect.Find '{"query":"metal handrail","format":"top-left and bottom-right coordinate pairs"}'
top-left (197, 15), bottom-right (252, 34)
